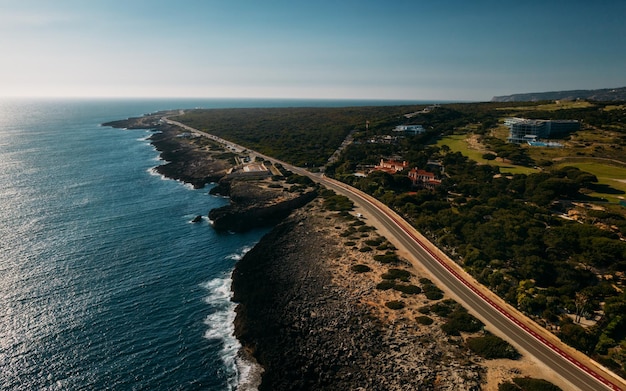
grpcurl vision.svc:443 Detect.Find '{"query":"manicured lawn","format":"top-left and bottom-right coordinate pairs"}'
top-left (555, 161), bottom-right (626, 203)
top-left (436, 135), bottom-right (626, 203)
top-left (436, 135), bottom-right (537, 175)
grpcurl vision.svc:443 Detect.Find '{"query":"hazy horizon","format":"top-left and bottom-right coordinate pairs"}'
top-left (2, 1), bottom-right (625, 101)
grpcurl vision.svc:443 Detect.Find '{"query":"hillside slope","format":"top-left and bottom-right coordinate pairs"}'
top-left (492, 86), bottom-right (626, 102)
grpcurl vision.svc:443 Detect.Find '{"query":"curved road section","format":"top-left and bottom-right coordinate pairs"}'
top-left (164, 118), bottom-right (624, 391)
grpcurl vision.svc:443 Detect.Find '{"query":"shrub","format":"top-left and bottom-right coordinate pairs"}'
top-left (418, 306), bottom-right (431, 314)
top-left (365, 238), bottom-right (383, 246)
top-left (351, 264), bottom-right (372, 273)
top-left (374, 254), bottom-right (399, 264)
top-left (359, 246), bottom-right (373, 252)
top-left (416, 316), bottom-right (434, 325)
top-left (381, 268), bottom-right (411, 281)
top-left (344, 241), bottom-right (356, 246)
top-left (430, 302), bottom-right (451, 317)
top-left (424, 290), bottom-right (444, 300)
top-left (510, 377), bottom-right (562, 391)
top-left (419, 277), bottom-right (433, 284)
top-left (286, 173), bottom-right (314, 185)
top-left (422, 283), bottom-right (443, 299)
top-left (324, 194), bottom-right (354, 211)
top-left (376, 242), bottom-right (391, 250)
top-left (376, 281), bottom-right (395, 290)
top-left (394, 284), bottom-right (422, 294)
top-left (340, 228), bottom-right (355, 237)
top-left (441, 310), bottom-right (483, 335)
top-left (385, 300), bottom-right (405, 310)
top-left (497, 383), bottom-right (519, 391)
top-left (467, 335), bottom-right (520, 359)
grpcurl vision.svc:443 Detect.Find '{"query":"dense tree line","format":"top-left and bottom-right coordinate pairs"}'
top-left (174, 106), bottom-right (418, 167)
top-left (326, 101), bottom-right (626, 373)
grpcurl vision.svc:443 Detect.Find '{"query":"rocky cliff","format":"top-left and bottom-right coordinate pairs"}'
top-left (232, 202), bottom-right (485, 391)
top-left (209, 184), bottom-right (317, 232)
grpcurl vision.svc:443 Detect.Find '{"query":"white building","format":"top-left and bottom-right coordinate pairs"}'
top-left (394, 125), bottom-right (425, 135)
top-left (505, 118), bottom-right (580, 144)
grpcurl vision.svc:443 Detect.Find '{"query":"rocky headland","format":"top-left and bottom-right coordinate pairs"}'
top-left (208, 178), bottom-right (317, 232)
top-left (105, 113), bottom-right (232, 188)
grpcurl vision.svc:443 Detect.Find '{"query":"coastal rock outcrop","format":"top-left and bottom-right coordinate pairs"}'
top-left (232, 202), bottom-right (484, 390)
top-left (208, 181), bottom-right (317, 232)
top-left (149, 129), bottom-right (231, 189)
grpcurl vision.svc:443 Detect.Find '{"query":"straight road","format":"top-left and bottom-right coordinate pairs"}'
top-left (317, 176), bottom-right (624, 391)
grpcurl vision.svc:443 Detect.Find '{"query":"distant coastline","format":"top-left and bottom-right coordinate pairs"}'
top-left (492, 86), bottom-right (626, 102)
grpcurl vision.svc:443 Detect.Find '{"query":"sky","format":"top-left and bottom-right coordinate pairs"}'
top-left (1, 0), bottom-right (625, 101)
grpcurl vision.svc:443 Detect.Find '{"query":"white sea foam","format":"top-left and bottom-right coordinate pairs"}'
top-left (227, 246), bottom-right (254, 261)
top-left (147, 167), bottom-right (166, 179)
top-left (202, 245), bottom-right (261, 390)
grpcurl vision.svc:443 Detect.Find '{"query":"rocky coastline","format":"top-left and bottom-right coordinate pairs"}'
top-left (232, 201), bottom-right (488, 390)
top-left (104, 114), bottom-right (558, 391)
top-left (104, 114), bottom-right (231, 188)
top-left (208, 176), bottom-right (317, 232)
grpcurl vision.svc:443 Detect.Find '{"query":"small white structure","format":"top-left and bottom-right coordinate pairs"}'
top-left (394, 125), bottom-right (425, 135)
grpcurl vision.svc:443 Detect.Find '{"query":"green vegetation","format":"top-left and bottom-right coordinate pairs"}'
top-left (422, 282), bottom-right (444, 301)
top-left (324, 100), bottom-right (626, 367)
top-left (495, 100), bottom-right (594, 112)
top-left (381, 268), bottom-right (411, 282)
top-left (430, 299), bottom-right (457, 317)
top-left (351, 264), bottom-right (371, 273)
top-left (364, 237), bottom-right (384, 246)
top-left (373, 253), bottom-right (400, 264)
top-left (423, 298), bottom-right (484, 335)
top-left (174, 105), bottom-right (417, 167)
top-left (393, 284), bottom-right (422, 294)
top-left (385, 300), bottom-right (406, 310)
top-left (322, 193), bottom-right (354, 211)
top-left (416, 315), bottom-right (434, 325)
top-left (435, 135), bottom-right (537, 175)
top-left (441, 308), bottom-right (483, 335)
top-left (417, 306), bottom-right (431, 314)
top-left (498, 377), bottom-right (562, 391)
top-left (376, 281), bottom-right (395, 290)
top-left (467, 334), bottom-right (520, 359)
top-left (554, 161), bottom-right (626, 203)
top-left (179, 99), bottom-right (626, 369)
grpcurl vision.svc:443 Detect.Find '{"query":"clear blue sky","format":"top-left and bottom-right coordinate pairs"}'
top-left (1, 0), bottom-right (625, 101)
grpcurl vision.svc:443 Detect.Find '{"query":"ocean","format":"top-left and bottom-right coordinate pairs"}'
top-left (0, 97), bottom-right (428, 390)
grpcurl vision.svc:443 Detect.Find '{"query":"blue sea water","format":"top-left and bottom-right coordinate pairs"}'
top-left (0, 97), bottom-right (432, 390)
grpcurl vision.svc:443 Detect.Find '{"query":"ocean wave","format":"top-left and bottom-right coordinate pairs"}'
top-left (202, 245), bottom-right (261, 391)
top-left (147, 166), bottom-right (166, 179)
top-left (226, 246), bottom-right (254, 261)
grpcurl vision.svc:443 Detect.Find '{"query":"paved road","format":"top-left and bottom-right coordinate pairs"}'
top-left (317, 177), bottom-right (623, 391)
top-left (162, 118), bottom-right (624, 391)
